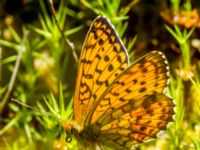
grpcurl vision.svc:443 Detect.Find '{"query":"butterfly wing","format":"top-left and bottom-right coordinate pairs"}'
top-left (99, 94), bottom-right (174, 149)
top-left (73, 16), bottom-right (129, 125)
top-left (87, 51), bottom-right (175, 149)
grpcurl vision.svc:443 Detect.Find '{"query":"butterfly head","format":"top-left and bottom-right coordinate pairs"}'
top-left (61, 120), bottom-right (101, 148)
top-left (61, 120), bottom-right (82, 141)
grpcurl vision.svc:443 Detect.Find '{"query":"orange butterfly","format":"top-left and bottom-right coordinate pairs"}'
top-left (62, 16), bottom-right (175, 150)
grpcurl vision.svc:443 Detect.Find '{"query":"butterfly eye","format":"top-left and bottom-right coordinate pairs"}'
top-left (66, 135), bottom-right (72, 143)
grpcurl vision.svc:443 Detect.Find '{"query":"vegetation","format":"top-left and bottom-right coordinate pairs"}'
top-left (0, 0), bottom-right (200, 149)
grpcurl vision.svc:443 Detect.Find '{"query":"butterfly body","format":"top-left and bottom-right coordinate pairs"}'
top-left (63, 121), bottom-right (102, 150)
top-left (63, 16), bottom-right (175, 150)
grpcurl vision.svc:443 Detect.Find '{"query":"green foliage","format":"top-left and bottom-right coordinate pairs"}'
top-left (165, 25), bottom-right (194, 70)
top-left (0, 0), bottom-right (200, 150)
top-left (168, 76), bottom-right (185, 149)
top-left (170, 0), bottom-right (181, 14)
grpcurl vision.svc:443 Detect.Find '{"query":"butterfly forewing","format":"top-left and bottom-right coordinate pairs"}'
top-left (73, 16), bottom-right (129, 126)
top-left (88, 51), bottom-right (171, 124)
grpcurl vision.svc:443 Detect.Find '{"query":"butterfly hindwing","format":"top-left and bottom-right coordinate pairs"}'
top-left (98, 94), bottom-right (174, 149)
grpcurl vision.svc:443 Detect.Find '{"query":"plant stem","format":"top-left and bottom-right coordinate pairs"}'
top-left (0, 31), bottom-right (29, 114)
top-left (48, 0), bottom-right (78, 64)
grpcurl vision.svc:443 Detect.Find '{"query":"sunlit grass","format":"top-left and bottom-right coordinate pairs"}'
top-left (0, 0), bottom-right (200, 150)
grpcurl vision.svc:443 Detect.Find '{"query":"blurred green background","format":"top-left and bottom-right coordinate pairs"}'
top-left (0, 0), bottom-right (200, 150)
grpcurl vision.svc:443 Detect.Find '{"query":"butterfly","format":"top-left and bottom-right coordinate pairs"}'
top-left (62, 16), bottom-right (175, 150)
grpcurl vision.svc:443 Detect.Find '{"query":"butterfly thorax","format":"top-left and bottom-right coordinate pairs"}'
top-left (61, 120), bottom-right (81, 134)
top-left (62, 120), bottom-right (101, 148)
